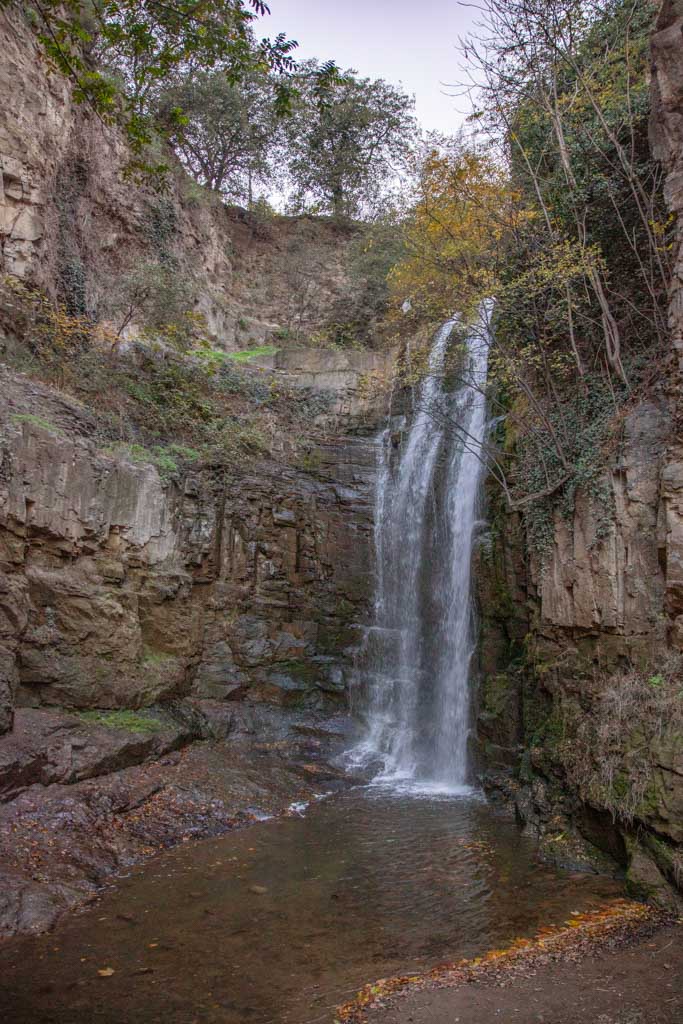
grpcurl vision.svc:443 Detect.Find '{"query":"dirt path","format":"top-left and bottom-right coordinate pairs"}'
top-left (363, 924), bottom-right (683, 1024)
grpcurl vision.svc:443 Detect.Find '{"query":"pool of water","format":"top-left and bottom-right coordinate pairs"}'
top-left (0, 786), bottom-right (622, 1024)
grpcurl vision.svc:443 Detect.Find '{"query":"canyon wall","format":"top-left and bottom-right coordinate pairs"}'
top-left (476, 0), bottom-right (683, 902)
top-left (0, 6), bottom-right (388, 739)
top-left (0, 7), bottom-right (393, 934)
top-left (0, 368), bottom-right (377, 734)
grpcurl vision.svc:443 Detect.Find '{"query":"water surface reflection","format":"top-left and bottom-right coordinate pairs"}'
top-left (0, 788), bottom-right (621, 1024)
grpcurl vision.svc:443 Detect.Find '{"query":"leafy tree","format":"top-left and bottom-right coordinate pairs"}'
top-left (156, 69), bottom-right (277, 202)
top-left (103, 261), bottom-right (198, 345)
top-left (389, 0), bottom-right (672, 540)
top-left (460, 0), bottom-right (669, 385)
top-left (283, 61), bottom-right (417, 219)
top-left (6, 1), bottom-right (298, 164)
top-left (389, 137), bottom-right (514, 323)
top-left (422, 0), bottom-right (673, 550)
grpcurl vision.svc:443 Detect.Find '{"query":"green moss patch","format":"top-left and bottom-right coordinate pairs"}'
top-left (141, 646), bottom-right (175, 665)
top-left (226, 345), bottom-right (278, 363)
top-left (77, 710), bottom-right (165, 734)
top-left (481, 674), bottom-right (513, 718)
top-left (11, 413), bottom-right (63, 435)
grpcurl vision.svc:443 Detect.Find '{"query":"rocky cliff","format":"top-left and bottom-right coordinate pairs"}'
top-left (0, 6), bottom-right (392, 935)
top-left (0, 351), bottom-right (378, 934)
top-left (2, 0), bottom-right (683, 941)
top-left (475, 1), bottom-right (683, 904)
top-left (0, 8), bottom-right (370, 349)
top-left (0, 368), bottom-right (378, 725)
top-left (0, 0), bottom-right (395, 733)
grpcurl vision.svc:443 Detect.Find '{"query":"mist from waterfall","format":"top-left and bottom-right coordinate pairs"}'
top-left (352, 303), bottom-right (491, 794)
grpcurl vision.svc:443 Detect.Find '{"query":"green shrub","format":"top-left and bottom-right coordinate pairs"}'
top-left (103, 442), bottom-right (178, 478)
top-left (104, 261), bottom-right (200, 350)
top-left (561, 653), bottom-right (683, 824)
top-left (1, 278), bottom-right (327, 475)
top-left (142, 646), bottom-right (174, 665)
top-left (204, 418), bottom-right (269, 462)
top-left (227, 344), bottom-right (278, 363)
top-left (143, 199), bottom-right (178, 263)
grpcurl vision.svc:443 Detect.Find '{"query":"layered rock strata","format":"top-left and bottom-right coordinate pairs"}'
top-left (475, 2), bottom-right (683, 903)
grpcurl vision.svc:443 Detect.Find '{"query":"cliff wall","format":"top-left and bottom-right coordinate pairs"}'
top-left (0, 0), bottom-right (394, 738)
top-left (0, 4), bottom-right (392, 743)
top-left (0, 8), bottom-right (366, 350)
top-left (0, 368), bottom-right (378, 733)
top-left (0, 7), bottom-right (389, 934)
top-left (475, 0), bottom-right (683, 903)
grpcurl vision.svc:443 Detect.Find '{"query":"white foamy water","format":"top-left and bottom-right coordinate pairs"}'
top-left (351, 303), bottom-right (491, 794)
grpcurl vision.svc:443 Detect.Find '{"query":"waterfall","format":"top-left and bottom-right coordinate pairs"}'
top-left (352, 302), bottom-right (491, 794)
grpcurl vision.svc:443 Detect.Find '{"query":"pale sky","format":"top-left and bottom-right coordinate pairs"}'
top-left (261, 0), bottom-right (481, 135)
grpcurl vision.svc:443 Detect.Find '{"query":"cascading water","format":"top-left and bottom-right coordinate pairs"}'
top-left (352, 302), bottom-right (491, 793)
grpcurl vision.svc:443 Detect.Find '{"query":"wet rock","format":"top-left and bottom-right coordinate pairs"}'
top-left (0, 372), bottom-right (377, 730)
top-left (0, 648), bottom-right (17, 736)
top-left (0, 708), bottom-right (190, 801)
top-left (0, 729), bottom-right (340, 939)
top-left (624, 837), bottom-right (677, 908)
top-left (0, 873), bottom-right (84, 939)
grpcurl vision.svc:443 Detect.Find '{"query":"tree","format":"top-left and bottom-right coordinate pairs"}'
top-left (4, 1), bottom-right (298, 162)
top-left (389, 136), bottom-right (514, 323)
top-left (458, 0), bottom-right (670, 386)
top-left (156, 69), bottom-right (277, 203)
top-left (283, 62), bottom-right (417, 219)
top-left (388, 0), bottom-right (672, 542)
top-left (399, 0), bottom-right (673, 555)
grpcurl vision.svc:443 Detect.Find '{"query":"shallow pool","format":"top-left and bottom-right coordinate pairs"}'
top-left (0, 785), bottom-right (622, 1024)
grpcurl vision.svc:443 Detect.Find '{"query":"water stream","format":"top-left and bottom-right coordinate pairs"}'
top-left (351, 306), bottom-right (491, 792)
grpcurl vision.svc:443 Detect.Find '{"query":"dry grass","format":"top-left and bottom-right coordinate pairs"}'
top-left (561, 653), bottom-right (683, 824)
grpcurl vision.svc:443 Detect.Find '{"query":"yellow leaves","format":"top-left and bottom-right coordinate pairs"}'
top-left (335, 898), bottom-right (658, 1022)
top-left (389, 145), bottom-right (516, 321)
top-left (97, 967), bottom-right (115, 977)
top-left (356, 369), bottom-right (391, 401)
top-left (1, 275), bottom-right (95, 359)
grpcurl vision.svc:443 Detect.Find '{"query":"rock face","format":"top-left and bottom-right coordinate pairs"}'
top-left (0, 370), bottom-right (378, 730)
top-left (476, 403), bottom-right (682, 901)
top-left (0, 5), bottom-right (390, 740)
top-left (0, 6), bottom-right (388, 934)
top-left (475, 6), bottom-right (683, 903)
top-left (533, 403), bottom-right (670, 658)
top-left (652, 0), bottom-right (683, 651)
top-left (0, 9), bottom-right (364, 349)
top-left (0, 297), bottom-right (379, 937)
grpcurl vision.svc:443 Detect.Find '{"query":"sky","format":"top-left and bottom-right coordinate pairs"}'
top-left (260, 0), bottom-right (482, 135)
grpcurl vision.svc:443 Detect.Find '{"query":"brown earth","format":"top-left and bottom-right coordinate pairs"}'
top-left (358, 921), bottom-right (683, 1024)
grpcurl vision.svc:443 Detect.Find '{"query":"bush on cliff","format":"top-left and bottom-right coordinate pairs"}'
top-left (388, 0), bottom-right (672, 560)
